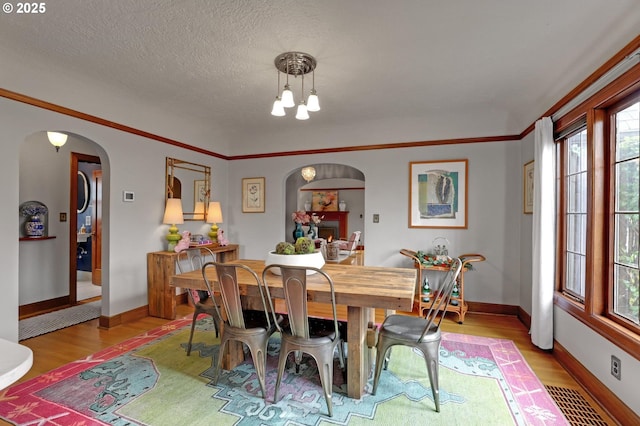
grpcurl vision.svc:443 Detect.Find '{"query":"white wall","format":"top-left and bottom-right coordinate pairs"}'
top-left (555, 309), bottom-right (639, 414)
top-left (227, 139), bottom-right (522, 306)
top-left (1, 97), bottom-right (228, 339)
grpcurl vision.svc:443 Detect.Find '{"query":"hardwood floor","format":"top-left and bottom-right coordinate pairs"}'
top-left (12, 303), bottom-right (618, 425)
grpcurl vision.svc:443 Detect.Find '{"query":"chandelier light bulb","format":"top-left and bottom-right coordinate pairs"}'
top-left (296, 102), bottom-right (309, 120)
top-left (307, 89), bottom-right (320, 112)
top-left (271, 97), bottom-right (285, 116)
top-left (281, 84), bottom-right (295, 108)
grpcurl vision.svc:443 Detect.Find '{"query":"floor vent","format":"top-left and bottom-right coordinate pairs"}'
top-left (545, 385), bottom-right (608, 425)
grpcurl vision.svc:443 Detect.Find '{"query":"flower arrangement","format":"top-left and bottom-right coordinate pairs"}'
top-left (292, 210), bottom-right (310, 224)
top-left (20, 203), bottom-right (48, 217)
top-left (311, 213), bottom-right (323, 225)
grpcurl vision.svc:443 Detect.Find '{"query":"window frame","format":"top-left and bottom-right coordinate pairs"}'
top-left (554, 65), bottom-right (640, 360)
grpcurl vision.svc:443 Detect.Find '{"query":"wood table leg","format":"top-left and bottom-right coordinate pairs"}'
top-left (347, 305), bottom-right (368, 399)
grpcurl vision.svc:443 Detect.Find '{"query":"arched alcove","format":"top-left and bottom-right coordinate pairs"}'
top-left (18, 131), bottom-right (110, 317)
top-left (285, 164), bottom-right (365, 244)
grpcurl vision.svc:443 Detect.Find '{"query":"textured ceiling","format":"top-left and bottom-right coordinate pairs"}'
top-left (1, 0), bottom-right (639, 156)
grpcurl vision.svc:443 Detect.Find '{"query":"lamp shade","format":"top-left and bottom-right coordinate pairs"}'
top-left (163, 198), bottom-right (184, 224)
top-left (295, 103), bottom-right (309, 120)
top-left (47, 131), bottom-right (68, 151)
top-left (307, 90), bottom-right (320, 112)
top-left (207, 201), bottom-right (223, 223)
top-left (271, 97), bottom-right (285, 116)
top-left (281, 85), bottom-right (295, 108)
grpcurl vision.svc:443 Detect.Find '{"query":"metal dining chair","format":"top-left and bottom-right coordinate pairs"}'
top-left (202, 261), bottom-right (281, 400)
top-left (262, 264), bottom-right (346, 417)
top-left (372, 257), bottom-right (463, 412)
top-left (176, 247), bottom-right (221, 355)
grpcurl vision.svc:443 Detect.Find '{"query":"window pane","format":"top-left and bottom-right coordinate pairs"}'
top-left (614, 264), bottom-right (639, 325)
top-left (566, 252), bottom-right (585, 297)
top-left (615, 158), bottom-right (639, 212)
top-left (615, 214), bottom-right (639, 268)
top-left (568, 130), bottom-right (588, 173)
top-left (567, 213), bottom-right (586, 254)
top-left (613, 101), bottom-right (640, 325)
top-left (564, 128), bottom-right (588, 300)
top-left (566, 172), bottom-right (587, 213)
top-left (616, 101), bottom-right (639, 162)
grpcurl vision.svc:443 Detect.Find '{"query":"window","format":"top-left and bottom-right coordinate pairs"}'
top-left (562, 128), bottom-right (588, 301)
top-left (555, 80), bottom-right (640, 353)
top-left (611, 101), bottom-right (639, 326)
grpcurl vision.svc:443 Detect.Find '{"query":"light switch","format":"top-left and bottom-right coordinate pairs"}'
top-left (373, 214), bottom-right (379, 223)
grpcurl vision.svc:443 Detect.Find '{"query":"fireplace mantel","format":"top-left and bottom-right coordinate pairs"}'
top-left (309, 211), bottom-right (348, 239)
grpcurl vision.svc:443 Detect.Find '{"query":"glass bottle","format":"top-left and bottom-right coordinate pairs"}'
top-left (421, 275), bottom-right (431, 302)
top-left (450, 281), bottom-right (459, 306)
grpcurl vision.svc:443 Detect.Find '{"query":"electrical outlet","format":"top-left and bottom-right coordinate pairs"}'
top-left (373, 214), bottom-right (379, 223)
top-left (611, 355), bottom-right (621, 380)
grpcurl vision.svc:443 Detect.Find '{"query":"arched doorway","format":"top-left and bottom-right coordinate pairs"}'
top-left (18, 131), bottom-right (109, 318)
top-left (285, 163), bottom-right (365, 245)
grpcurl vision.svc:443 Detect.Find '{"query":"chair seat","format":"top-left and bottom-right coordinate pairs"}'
top-left (380, 314), bottom-right (440, 343)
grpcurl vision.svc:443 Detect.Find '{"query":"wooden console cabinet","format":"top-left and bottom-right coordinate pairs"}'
top-left (147, 244), bottom-right (238, 319)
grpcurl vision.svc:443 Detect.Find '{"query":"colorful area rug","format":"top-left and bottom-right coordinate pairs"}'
top-left (0, 317), bottom-right (567, 425)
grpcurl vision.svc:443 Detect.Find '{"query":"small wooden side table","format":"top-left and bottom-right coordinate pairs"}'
top-left (147, 244), bottom-right (238, 319)
top-left (400, 249), bottom-right (485, 323)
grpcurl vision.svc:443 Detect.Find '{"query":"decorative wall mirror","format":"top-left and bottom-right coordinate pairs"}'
top-left (77, 171), bottom-right (89, 213)
top-left (166, 157), bottom-right (211, 221)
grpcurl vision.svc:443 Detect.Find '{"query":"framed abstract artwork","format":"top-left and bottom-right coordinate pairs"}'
top-left (242, 177), bottom-right (265, 213)
top-left (409, 159), bottom-right (468, 228)
top-left (312, 191), bottom-right (338, 211)
top-left (523, 160), bottom-right (534, 214)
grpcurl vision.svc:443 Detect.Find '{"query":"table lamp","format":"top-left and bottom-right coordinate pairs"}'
top-left (163, 198), bottom-right (184, 251)
top-left (207, 201), bottom-right (223, 242)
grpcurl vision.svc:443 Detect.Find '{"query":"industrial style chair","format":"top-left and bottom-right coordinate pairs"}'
top-left (262, 264), bottom-right (345, 417)
top-left (372, 257), bottom-right (463, 412)
top-left (202, 261), bottom-right (281, 400)
top-left (176, 247), bottom-right (221, 355)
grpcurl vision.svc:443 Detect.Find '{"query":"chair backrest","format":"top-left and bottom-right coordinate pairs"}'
top-left (419, 257), bottom-right (462, 341)
top-left (202, 262), bottom-right (272, 330)
top-left (262, 265), bottom-right (341, 340)
top-left (176, 247), bottom-right (216, 303)
top-left (176, 247), bottom-right (216, 274)
top-left (340, 231), bottom-right (361, 251)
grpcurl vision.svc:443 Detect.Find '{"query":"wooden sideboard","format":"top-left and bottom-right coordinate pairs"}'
top-left (147, 244), bottom-right (238, 319)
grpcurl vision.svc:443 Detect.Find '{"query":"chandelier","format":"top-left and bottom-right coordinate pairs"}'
top-left (271, 52), bottom-right (320, 120)
top-left (301, 166), bottom-right (316, 182)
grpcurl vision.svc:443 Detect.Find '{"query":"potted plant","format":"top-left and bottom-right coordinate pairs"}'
top-left (265, 237), bottom-right (325, 275)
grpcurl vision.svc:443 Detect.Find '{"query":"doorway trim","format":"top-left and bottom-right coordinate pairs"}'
top-left (69, 152), bottom-right (101, 304)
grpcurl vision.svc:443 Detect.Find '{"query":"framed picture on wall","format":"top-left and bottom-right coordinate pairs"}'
top-left (523, 160), bottom-right (534, 214)
top-left (242, 177), bottom-right (265, 213)
top-left (312, 191), bottom-right (338, 211)
top-left (409, 159), bottom-right (468, 228)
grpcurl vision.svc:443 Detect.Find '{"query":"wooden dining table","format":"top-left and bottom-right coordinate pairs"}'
top-left (170, 259), bottom-right (416, 399)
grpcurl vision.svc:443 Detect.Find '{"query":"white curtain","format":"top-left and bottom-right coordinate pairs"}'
top-left (531, 117), bottom-right (556, 350)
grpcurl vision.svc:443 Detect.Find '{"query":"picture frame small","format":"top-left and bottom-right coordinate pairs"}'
top-left (523, 160), bottom-right (534, 214)
top-left (242, 177), bottom-right (265, 213)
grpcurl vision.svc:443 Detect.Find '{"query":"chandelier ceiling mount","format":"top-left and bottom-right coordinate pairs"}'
top-left (271, 51), bottom-right (320, 119)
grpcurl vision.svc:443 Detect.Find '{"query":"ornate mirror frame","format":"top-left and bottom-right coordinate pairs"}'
top-left (166, 157), bottom-right (211, 221)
